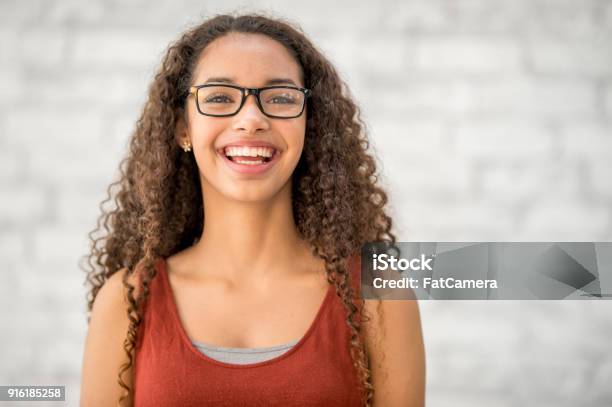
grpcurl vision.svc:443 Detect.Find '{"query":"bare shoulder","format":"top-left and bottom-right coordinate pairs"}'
top-left (362, 299), bottom-right (426, 407)
top-left (80, 267), bottom-right (141, 407)
top-left (87, 267), bottom-right (143, 323)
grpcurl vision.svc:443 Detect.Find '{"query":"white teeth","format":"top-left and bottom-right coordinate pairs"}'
top-left (234, 159), bottom-right (264, 165)
top-left (224, 146), bottom-right (274, 158)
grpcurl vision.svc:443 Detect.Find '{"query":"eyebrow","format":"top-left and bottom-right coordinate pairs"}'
top-left (203, 77), bottom-right (300, 86)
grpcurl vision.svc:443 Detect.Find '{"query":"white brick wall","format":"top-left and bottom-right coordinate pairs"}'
top-left (1, 0), bottom-right (611, 406)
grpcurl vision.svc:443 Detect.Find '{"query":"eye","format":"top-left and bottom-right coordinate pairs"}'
top-left (267, 94), bottom-right (297, 104)
top-left (203, 93), bottom-right (234, 104)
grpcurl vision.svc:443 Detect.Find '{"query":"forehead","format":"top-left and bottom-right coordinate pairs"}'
top-left (192, 33), bottom-right (304, 86)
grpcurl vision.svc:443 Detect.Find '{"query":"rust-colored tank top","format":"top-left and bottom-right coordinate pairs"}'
top-left (133, 255), bottom-right (365, 406)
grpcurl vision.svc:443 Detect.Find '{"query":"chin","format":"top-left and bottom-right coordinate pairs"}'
top-left (219, 182), bottom-right (287, 203)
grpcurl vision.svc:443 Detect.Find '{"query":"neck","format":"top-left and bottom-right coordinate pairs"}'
top-left (191, 179), bottom-right (313, 282)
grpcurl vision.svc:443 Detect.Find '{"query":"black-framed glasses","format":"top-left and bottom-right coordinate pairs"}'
top-left (188, 84), bottom-right (311, 119)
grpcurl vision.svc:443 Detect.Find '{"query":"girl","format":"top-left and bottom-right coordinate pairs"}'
top-left (80, 13), bottom-right (425, 407)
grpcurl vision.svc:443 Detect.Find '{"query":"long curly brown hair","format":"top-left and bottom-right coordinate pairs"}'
top-left (82, 12), bottom-right (395, 407)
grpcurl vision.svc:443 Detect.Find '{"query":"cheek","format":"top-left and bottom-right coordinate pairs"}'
top-left (190, 120), bottom-right (224, 149)
top-left (283, 121), bottom-right (306, 148)
top-left (285, 128), bottom-right (306, 170)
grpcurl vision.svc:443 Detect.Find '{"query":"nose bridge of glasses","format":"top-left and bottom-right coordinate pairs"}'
top-left (241, 88), bottom-right (265, 113)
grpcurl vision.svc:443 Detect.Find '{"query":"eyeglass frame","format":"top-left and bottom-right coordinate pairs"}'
top-left (187, 83), bottom-right (312, 119)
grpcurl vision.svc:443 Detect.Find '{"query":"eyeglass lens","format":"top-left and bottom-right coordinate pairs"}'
top-left (196, 86), bottom-right (305, 117)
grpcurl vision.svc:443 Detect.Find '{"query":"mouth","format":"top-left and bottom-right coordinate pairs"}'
top-left (217, 145), bottom-right (281, 174)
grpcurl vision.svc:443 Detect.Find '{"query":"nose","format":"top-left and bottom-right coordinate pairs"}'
top-left (232, 93), bottom-right (270, 133)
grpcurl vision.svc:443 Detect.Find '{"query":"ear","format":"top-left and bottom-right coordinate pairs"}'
top-left (174, 113), bottom-right (190, 147)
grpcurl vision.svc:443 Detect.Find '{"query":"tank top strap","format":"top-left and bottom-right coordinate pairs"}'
top-left (347, 254), bottom-right (361, 300)
top-left (136, 258), bottom-right (178, 351)
top-left (348, 254), bottom-right (364, 325)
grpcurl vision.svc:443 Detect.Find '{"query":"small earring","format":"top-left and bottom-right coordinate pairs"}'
top-left (182, 142), bottom-right (192, 152)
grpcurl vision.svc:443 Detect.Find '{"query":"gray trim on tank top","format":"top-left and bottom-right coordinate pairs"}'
top-left (192, 339), bottom-right (300, 365)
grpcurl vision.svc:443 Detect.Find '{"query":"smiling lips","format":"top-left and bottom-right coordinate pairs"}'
top-left (217, 143), bottom-right (281, 174)
top-left (224, 146), bottom-right (275, 164)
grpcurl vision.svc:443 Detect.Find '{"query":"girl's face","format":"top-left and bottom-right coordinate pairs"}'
top-left (180, 33), bottom-right (307, 203)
